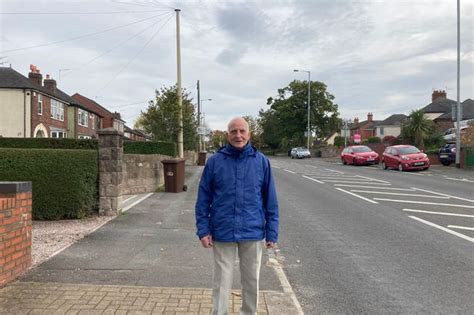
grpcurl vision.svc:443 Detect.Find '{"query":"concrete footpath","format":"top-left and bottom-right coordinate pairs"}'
top-left (0, 165), bottom-right (302, 314)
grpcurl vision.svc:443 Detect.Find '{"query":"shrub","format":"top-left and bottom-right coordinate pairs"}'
top-left (0, 148), bottom-right (98, 220)
top-left (333, 136), bottom-right (345, 147)
top-left (367, 136), bottom-right (381, 143)
top-left (124, 141), bottom-right (176, 156)
top-left (382, 135), bottom-right (399, 145)
top-left (0, 137), bottom-right (98, 150)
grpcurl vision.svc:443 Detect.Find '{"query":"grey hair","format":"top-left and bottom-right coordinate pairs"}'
top-left (227, 117), bottom-right (249, 132)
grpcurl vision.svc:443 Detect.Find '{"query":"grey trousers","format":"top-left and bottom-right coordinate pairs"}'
top-left (212, 241), bottom-right (263, 315)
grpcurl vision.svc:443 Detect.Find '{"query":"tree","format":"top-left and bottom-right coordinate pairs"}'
top-left (242, 115), bottom-right (262, 148)
top-left (401, 109), bottom-right (434, 149)
top-left (209, 130), bottom-right (227, 150)
top-left (259, 80), bottom-right (342, 149)
top-left (134, 85), bottom-right (198, 150)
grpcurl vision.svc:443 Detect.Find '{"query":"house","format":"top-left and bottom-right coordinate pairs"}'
top-left (71, 93), bottom-right (125, 134)
top-left (124, 126), bottom-right (150, 141)
top-left (419, 90), bottom-right (474, 132)
top-left (323, 132), bottom-right (339, 145)
top-left (374, 114), bottom-right (407, 138)
top-left (349, 113), bottom-right (380, 141)
top-left (0, 65), bottom-right (101, 139)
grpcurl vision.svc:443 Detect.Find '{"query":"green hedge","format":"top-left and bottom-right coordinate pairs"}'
top-left (124, 141), bottom-right (176, 156)
top-left (0, 148), bottom-right (98, 220)
top-left (0, 137), bottom-right (98, 150)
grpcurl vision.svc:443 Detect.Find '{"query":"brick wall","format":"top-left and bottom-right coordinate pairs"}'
top-left (0, 182), bottom-right (32, 286)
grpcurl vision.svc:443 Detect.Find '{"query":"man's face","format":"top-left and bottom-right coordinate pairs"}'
top-left (227, 119), bottom-right (250, 149)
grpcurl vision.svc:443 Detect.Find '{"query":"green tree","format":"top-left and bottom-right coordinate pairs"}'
top-left (210, 130), bottom-right (226, 150)
top-left (134, 85), bottom-right (198, 150)
top-left (259, 80), bottom-right (342, 149)
top-left (401, 109), bottom-right (434, 149)
top-left (242, 115), bottom-right (262, 148)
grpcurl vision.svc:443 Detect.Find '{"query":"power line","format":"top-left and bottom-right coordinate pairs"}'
top-left (1, 13), bottom-right (169, 54)
top-left (0, 9), bottom-right (169, 15)
top-left (95, 13), bottom-right (174, 97)
top-left (111, 0), bottom-right (169, 9)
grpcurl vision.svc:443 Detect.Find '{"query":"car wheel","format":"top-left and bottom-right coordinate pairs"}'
top-left (351, 158), bottom-right (356, 165)
top-left (441, 161), bottom-right (451, 166)
top-left (342, 158), bottom-right (347, 165)
top-left (291, 156), bottom-right (294, 159)
top-left (398, 163), bottom-right (404, 172)
top-left (382, 161), bottom-right (388, 170)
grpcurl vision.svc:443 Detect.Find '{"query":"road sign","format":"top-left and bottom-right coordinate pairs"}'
top-left (197, 126), bottom-right (206, 135)
top-left (354, 134), bottom-right (361, 143)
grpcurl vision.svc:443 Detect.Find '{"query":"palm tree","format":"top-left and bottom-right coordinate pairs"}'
top-left (402, 109), bottom-right (434, 149)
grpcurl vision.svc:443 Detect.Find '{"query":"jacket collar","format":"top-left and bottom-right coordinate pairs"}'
top-left (219, 142), bottom-right (256, 158)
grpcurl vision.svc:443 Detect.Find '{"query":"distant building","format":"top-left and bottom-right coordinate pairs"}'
top-left (374, 114), bottom-right (407, 138)
top-left (349, 112), bottom-right (380, 141)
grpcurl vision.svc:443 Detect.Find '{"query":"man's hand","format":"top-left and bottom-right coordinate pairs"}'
top-left (200, 235), bottom-right (213, 248)
top-left (265, 241), bottom-right (276, 249)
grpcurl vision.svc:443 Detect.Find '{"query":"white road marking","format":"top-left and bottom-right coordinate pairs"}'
top-left (122, 193), bottom-right (154, 213)
top-left (444, 176), bottom-right (474, 183)
top-left (324, 180), bottom-right (391, 185)
top-left (283, 169), bottom-right (296, 174)
top-left (356, 175), bottom-right (390, 183)
top-left (374, 198), bottom-right (474, 208)
top-left (335, 185), bottom-right (415, 190)
top-left (336, 188), bottom-right (379, 204)
top-left (411, 187), bottom-right (474, 203)
top-left (324, 168), bottom-right (344, 174)
top-left (447, 225), bottom-right (474, 231)
top-left (122, 195), bottom-right (136, 203)
top-left (403, 209), bottom-right (474, 218)
top-left (272, 165), bottom-right (281, 169)
top-left (302, 175), bottom-right (324, 184)
top-left (308, 165), bottom-right (318, 168)
top-left (409, 216), bottom-right (474, 242)
top-left (349, 190), bottom-right (450, 199)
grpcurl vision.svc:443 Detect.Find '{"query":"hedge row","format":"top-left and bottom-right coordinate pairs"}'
top-left (0, 148), bottom-right (98, 220)
top-left (124, 140), bottom-right (176, 156)
top-left (0, 137), bottom-right (98, 150)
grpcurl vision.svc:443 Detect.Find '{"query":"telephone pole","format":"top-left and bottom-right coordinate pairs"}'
top-left (175, 9), bottom-right (183, 158)
top-left (197, 80), bottom-right (201, 151)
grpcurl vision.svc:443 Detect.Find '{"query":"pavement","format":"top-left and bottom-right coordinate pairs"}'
top-left (0, 165), bottom-right (302, 314)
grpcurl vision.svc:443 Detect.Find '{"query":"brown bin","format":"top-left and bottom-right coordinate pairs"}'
top-left (161, 159), bottom-right (186, 193)
top-left (198, 151), bottom-right (207, 166)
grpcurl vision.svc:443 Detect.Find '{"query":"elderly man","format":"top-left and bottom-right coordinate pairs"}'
top-left (195, 117), bottom-right (279, 315)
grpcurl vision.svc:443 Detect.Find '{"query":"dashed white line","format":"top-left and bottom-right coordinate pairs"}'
top-left (402, 209), bottom-right (474, 218)
top-left (350, 190), bottom-right (450, 199)
top-left (302, 175), bottom-right (324, 184)
top-left (283, 169), bottom-right (296, 174)
top-left (444, 176), bottom-right (474, 183)
top-left (374, 198), bottom-right (474, 208)
top-left (324, 180), bottom-right (391, 185)
top-left (324, 168), bottom-right (344, 174)
top-left (447, 225), bottom-right (474, 231)
top-left (355, 175), bottom-right (390, 183)
top-left (411, 187), bottom-right (474, 203)
top-left (335, 185), bottom-right (414, 190)
top-left (335, 188), bottom-right (378, 204)
top-left (409, 216), bottom-right (474, 242)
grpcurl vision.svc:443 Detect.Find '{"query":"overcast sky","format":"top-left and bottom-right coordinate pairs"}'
top-left (1, 0), bottom-right (473, 131)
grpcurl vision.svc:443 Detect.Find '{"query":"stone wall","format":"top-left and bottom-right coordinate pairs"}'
top-left (184, 150), bottom-right (198, 165)
top-left (122, 154), bottom-right (171, 195)
top-left (0, 182), bottom-right (32, 286)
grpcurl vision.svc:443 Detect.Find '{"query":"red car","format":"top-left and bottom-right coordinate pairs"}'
top-left (382, 145), bottom-right (430, 171)
top-left (341, 145), bottom-right (380, 165)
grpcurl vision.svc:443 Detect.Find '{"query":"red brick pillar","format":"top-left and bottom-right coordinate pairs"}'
top-left (0, 182), bottom-right (32, 286)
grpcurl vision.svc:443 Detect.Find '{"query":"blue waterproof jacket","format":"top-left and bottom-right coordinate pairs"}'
top-left (195, 143), bottom-right (279, 242)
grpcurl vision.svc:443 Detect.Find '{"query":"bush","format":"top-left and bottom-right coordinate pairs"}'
top-left (382, 135), bottom-right (399, 145)
top-left (124, 141), bottom-right (176, 156)
top-left (367, 136), bottom-right (381, 143)
top-left (0, 137), bottom-right (98, 150)
top-left (0, 148), bottom-right (98, 220)
top-left (333, 136), bottom-right (345, 147)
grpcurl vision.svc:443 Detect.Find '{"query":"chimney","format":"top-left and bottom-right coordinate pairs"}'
top-left (432, 90), bottom-right (447, 102)
top-left (367, 112), bottom-right (373, 122)
top-left (43, 74), bottom-right (57, 92)
top-left (354, 117), bottom-right (359, 124)
top-left (28, 64), bottom-right (42, 86)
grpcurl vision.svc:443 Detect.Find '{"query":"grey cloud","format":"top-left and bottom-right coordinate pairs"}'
top-left (215, 45), bottom-right (248, 65)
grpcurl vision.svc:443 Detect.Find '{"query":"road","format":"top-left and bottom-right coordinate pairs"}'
top-left (269, 156), bottom-right (473, 314)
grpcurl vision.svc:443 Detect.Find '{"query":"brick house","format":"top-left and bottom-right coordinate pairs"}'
top-left (349, 113), bottom-right (380, 141)
top-left (0, 65), bottom-right (101, 139)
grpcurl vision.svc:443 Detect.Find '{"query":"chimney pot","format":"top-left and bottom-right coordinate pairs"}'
top-left (28, 65), bottom-right (42, 86)
top-left (432, 90), bottom-right (447, 102)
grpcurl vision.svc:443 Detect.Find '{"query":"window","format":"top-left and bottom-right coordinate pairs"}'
top-left (379, 127), bottom-right (384, 135)
top-left (37, 94), bottom-right (43, 115)
top-left (78, 135), bottom-right (92, 139)
top-left (50, 99), bottom-right (64, 121)
top-left (51, 129), bottom-right (67, 138)
top-left (78, 109), bottom-right (88, 127)
top-left (91, 115), bottom-right (95, 129)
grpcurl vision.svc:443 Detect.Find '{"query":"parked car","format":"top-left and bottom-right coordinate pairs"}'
top-left (290, 147), bottom-right (311, 159)
top-left (382, 145), bottom-right (430, 171)
top-left (340, 145), bottom-right (380, 165)
top-left (438, 144), bottom-right (456, 166)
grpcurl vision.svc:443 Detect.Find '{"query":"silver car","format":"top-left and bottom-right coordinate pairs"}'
top-left (290, 147), bottom-right (311, 159)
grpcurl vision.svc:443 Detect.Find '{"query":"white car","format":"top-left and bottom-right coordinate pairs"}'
top-left (290, 147), bottom-right (311, 159)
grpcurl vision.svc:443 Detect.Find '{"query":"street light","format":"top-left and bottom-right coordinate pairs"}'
top-left (199, 99), bottom-right (212, 151)
top-left (294, 69), bottom-right (311, 149)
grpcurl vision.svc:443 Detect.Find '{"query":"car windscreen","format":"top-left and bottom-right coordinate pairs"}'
top-left (399, 146), bottom-right (420, 154)
top-left (352, 146), bottom-right (372, 153)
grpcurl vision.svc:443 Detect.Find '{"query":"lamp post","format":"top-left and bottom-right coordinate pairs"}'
top-left (294, 69), bottom-right (311, 149)
top-left (200, 99), bottom-right (212, 150)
